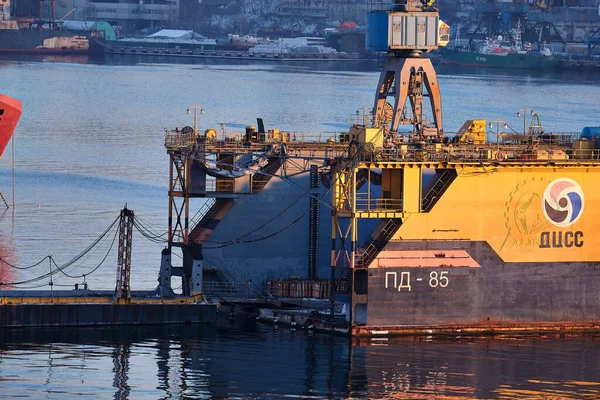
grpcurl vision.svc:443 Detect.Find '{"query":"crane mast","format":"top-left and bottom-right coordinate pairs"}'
top-left (367, 0), bottom-right (449, 142)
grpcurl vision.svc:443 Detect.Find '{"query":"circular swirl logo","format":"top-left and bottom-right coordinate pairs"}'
top-left (542, 178), bottom-right (584, 227)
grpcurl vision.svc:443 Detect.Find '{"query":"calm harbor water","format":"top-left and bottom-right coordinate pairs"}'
top-left (0, 55), bottom-right (600, 398)
top-left (1, 321), bottom-right (600, 399)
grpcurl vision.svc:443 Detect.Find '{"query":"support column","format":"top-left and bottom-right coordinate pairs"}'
top-left (168, 153), bottom-right (191, 248)
top-left (190, 258), bottom-right (203, 296)
top-left (157, 248), bottom-right (174, 297)
top-left (329, 162), bottom-right (339, 322)
top-left (308, 164), bottom-right (320, 279)
top-left (374, 57), bottom-right (443, 139)
top-left (115, 207), bottom-right (134, 300)
top-left (402, 168), bottom-right (422, 213)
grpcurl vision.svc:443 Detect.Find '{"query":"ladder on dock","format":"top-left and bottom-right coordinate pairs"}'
top-left (421, 169), bottom-right (457, 212)
top-left (355, 218), bottom-right (403, 268)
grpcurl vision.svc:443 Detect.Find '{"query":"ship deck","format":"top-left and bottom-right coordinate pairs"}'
top-left (165, 130), bottom-right (599, 166)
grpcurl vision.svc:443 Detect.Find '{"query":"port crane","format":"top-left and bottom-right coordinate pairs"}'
top-left (468, 0), bottom-right (564, 50)
top-left (369, 0), bottom-right (449, 142)
top-left (326, 0), bottom-right (451, 323)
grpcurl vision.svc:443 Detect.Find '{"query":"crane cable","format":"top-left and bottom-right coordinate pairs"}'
top-left (205, 187), bottom-right (312, 245)
top-left (132, 217), bottom-right (168, 243)
top-left (49, 214), bottom-right (120, 271)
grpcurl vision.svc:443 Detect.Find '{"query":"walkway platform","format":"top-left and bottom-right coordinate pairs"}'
top-left (0, 290), bottom-right (216, 328)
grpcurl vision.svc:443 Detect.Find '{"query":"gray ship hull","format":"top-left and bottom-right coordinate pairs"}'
top-left (354, 240), bottom-right (600, 335)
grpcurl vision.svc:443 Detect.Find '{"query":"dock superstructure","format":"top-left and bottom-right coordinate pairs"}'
top-left (162, 1), bottom-right (600, 336)
top-left (163, 94), bottom-right (600, 336)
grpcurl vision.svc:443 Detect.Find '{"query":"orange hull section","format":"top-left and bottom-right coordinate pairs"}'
top-left (0, 94), bottom-right (22, 158)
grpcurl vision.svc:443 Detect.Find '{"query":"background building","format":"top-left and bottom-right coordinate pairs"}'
top-left (79, 0), bottom-right (179, 31)
top-left (275, 0), bottom-right (328, 19)
top-left (9, 0), bottom-right (599, 44)
top-left (13, 0), bottom-right (179, 31)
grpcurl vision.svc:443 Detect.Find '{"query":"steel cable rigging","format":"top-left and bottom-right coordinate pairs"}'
top-left (134, 215), bottom-right (167, 237)
top-left (202, 141), bottom-right (360, 250)
top-left (0, 214), bottom-right (120, 287)
top-left (0, 255), bottom-right (50, 270)
top-left (52, 215), bottom-right (120, 271)
top-left (132, 217), bottom-right (168, 243)
top-left (50, 225), bottom-right (119, 280)
top-left (205, 187), bottom-right (312, 245)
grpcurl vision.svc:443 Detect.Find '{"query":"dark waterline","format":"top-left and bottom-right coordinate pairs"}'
top-left (3, 53), bottom-right (600, 81)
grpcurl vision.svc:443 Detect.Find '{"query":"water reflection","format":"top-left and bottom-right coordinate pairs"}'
top-left (352, 335), bottom-right (600, 399)
top-left (4, 54), bottom-right (598, 84)
top-left (0, 323), bottom-right (600, 398)
top-left (112, 344), bottom-right (130, 400)
top-left (435, 63), bottom-right (600, 83)
top-left (0, 54), bottom-right (90, 65)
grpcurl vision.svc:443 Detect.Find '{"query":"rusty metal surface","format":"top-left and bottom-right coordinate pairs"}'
top-left (115, 207), bottom-right (134, 299)
top-left (0, 291), bottom-right (208, 305)
top-left (352, 322), bottom-right (600, 338)
top-left (165, 130), bottom-right (599, 167)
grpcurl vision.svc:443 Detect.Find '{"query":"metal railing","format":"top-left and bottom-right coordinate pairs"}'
top-left (353, 195), bottom-right (403, 212)
top-left (421, 169), bottom-right (456, 212)
top-left (166, 129), bottom-right (600, 164)
top-left (350, 111), bottom-right (377, 127)
top-left (165, 132), bottom-right (192, 150)
top-left (189, 198), bottom-right (216, 233)
top-left (355, 218), bottom-right (402, 268)
top-left (204, 179), bottom-right (235, 193)
top-left (166, 130), bottom-right (347, 149)
top-left (203, 265), bottom-right (265, 301)
top-left (354, 139), bottom-right (599, 164)
top-left (203, 280), bottom-right (260, 301)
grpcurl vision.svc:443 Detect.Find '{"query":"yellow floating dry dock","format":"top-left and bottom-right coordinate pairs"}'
top-left (161, 0), bottom-right (600, 337)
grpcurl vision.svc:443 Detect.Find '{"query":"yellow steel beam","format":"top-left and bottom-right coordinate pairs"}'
top-left (402, 168), bottom-right (422, 213)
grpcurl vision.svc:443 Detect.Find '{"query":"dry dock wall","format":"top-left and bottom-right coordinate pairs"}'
top-left (204, 172), bottom-right (331, 284)
top-left (202, 164), bottom-right (380, 286)
top-left (0, 303), bottom-right (216, 328)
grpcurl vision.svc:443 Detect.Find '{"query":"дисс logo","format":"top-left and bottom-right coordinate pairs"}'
top-left (542, 178), bottom-right (584, 227)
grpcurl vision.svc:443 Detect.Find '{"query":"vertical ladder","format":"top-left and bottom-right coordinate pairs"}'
top-left (308, 165), bottom-right (320, 279)
top-left (115, 207), bottom-right (134, 300)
